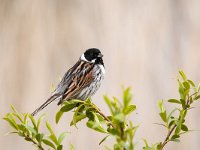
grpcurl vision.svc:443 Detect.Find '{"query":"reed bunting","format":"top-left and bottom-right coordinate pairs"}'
top-left (32, 48), bottom-right (105, 116)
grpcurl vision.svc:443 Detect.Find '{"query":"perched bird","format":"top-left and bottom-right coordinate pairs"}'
top-left (32, 48), bottom-right (105, 116)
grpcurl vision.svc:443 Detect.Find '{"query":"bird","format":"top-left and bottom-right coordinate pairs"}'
top-left (31, 48), bottom-right (105, 116)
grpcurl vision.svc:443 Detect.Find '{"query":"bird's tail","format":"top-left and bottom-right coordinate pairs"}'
top-left (31, 93), bottom-right (60, 116)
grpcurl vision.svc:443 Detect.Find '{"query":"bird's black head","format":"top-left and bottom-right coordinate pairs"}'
top-left (81, 48), bottom-right (104, 65)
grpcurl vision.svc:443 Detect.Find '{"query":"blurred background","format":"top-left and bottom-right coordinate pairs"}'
top-left (1, 0), bottom-right (200, 149)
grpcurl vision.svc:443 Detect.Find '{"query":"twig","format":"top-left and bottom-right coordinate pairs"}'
top-left (91, 103), bottom-right (115, 128)
top-left (160, 124), bottom-right (177, 150)
top-left (160, 95), bottom-right (191, 150)
top-left (25, 135), bottom-right (44, 150)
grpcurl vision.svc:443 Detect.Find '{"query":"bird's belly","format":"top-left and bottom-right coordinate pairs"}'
top-left (76, 67), bottom-right (104, 100)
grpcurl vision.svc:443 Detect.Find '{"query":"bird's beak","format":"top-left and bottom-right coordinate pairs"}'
top-left (98, 53), bottom-right (103, 58)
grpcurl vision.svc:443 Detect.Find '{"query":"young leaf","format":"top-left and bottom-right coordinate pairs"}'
top-left (157, 100), bottom-right (165, 112)
top-left (72, 104), bottom-right (84, 127)
top-left (29, 115), bottom-right (38, 132)
top-left (70, 114), bottom-right (86, 126)
top-left (25, 125), bottom-right (37, 135)
top-left (86, 121), bottom-right (107, 133)
top-left (123, 87), bottom-right (132, 108)
top-left (159, 111), bottom-right (167, 123)
top-left (23, 113), bottom-right (29, 124)
top-left (58, 132), bottom-right (68, 145)
top-left (46, 122), bottom-right (59, 145)
top-left (175, 110), bottom-right (185, 134)
top-left (57, 145), bottom-right (63, 150)
top-left (12, 113), bottom-right (23, 123)
top-left (70, 144), bottom-right (74, 150)
top-left (99, 135), bottom-right (110, 145)
top-left (123, 105), bottom-right (136, 115)
top-left (187, 80), bottom-right (195, 87)
top-left (168, 99), bottom-right (181, 104)
top-left (56, 111), bottom-right (64, 124)
top-left (171, 134), bottom-right (180, 142)
top-left (104, 95), bottom-right (114, 115)
top-left (194, 95), bottom-right (200, 101)
top-left (36, 133), bottom-right (44, 143)
top-left (179, 70), bottom-right (187, 81)
top-left (113, 113), bottom-right (125, 123)
top-left (181, 124), bottom-right (188, 131)
top-left (42, 139), bottom-right (56, 149)
top-left (179, 83), bottom-right (185, 100)
top-left (3, 117), bottom-right (18, 130)
top-left (183, 81), bottom-right (190, 90)
top-left (37, 114), bottom-right (45, 129)
top-left (60, 103), bottom-right (77, 112)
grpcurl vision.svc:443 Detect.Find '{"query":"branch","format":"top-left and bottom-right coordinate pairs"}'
top-left (91, 103), bottom-right (115, 127)
top-left (160, 124), bottom-right (177, 150)
top-left (25, 135), bottom-right (44, 150)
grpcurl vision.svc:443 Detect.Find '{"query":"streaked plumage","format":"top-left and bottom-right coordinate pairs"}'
top-left (32, 48), bottom-right (105, 116)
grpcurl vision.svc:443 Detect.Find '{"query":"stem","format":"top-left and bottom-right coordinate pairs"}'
top-left (160, 124), bottom-right (177, 150)
top-left (91, 103), bottom-right (115, 128)
top-left (25, 135), bottom-right (44, 150)
top-left (160, 95), bottom-right (190, 150)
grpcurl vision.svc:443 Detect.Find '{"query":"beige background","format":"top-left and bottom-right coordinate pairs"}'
top-left (1, 0), bottom-right (200, 150)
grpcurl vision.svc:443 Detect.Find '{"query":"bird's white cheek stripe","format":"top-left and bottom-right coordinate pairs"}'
top-left (99, 64), bottom-right (105, 74)
top-left (80, 54), bottom-right (95, 63)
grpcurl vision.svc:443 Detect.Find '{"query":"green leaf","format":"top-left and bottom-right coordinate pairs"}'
top-left (113, 113), bottom-right (125, 123)
top-left (194, 95), bottom-right (200, 101)
top-left (187, 80), bottom-right (195, 87)
top-left (142, 138), bottom-right (149, 147)
top-left (72, 104), bottom-right (85, 127)
top-left (175, 110), bottom-right (185, 134)
top-left (12, 113), bottom-right (23, 123)
top-left (3, 117), bottom-right (18, 130)
top-left (168, 120), bottom-right (175, 128)
top-left (18, 124), bottom-right (29, 134)
top-left (86, 113), bottom-right (107, 133)
top-left (29, 115), bottom-right (38, 132)
top-left (123, 87), bottom-right (132, 108)
top-left (197, 83), bottom-right (200, 92)
top-left (167, 108), bottom-right (179, 123)
top-left (58, 132), bottom-right (68, 145)
top-left (56, 111), bottom-right (64, 124)
top-left (179, 70), bottom-right (187, 81)
top-left (123, 105), bottom-right (136, 115)
top-left (168, 99), bottom-right (181, 104)
top-left (183, 81), bottom-right (190, 90)
top-left (10, 104), bottom-right (18, 113)
top-left (42, 139), bottom-right (56, 149)
top-left (178, 79), bottom-right (185, 100)
top-left (23, 113), bottom-right (29, 124)
top-left (171, 134), bottom-right (180, 142)
top-left (86, 121), bottom-right (107, 133)
top-left (25, 125), bottom-right (37, 135)
top-left (37, 114), bottom-right (45, 129)
top-left (99, 135), bottom-right (110, 145)
top-left (156, 143), bottom-right (162, 150)
top-left (57, 145), bottom-right (63, 150)
top-left (36, 133), bottom-right (44, 143)
top-left (159, 111), bottom-right (167, 123)
top-left (46, 121), bottom-right (55, 135)
top-left (180, 99), bottom-right (186, 109)
top-left (60, 103), bottom-right (77, 112)
top-left (70, 114), bottom-right (86, 126)
top-left (157, 100), bottom-right (165, 112)
top-left (70, 144), bottom-right (74, 150)
top-left (104, 95), bottom-right (114, 115)
top-left (46, 122), bottom-right (59, 145)
top-left (181, 124), bottom-right (188, 131)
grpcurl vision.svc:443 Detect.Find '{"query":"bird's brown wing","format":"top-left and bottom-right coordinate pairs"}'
top-left (57, 62), bottom-right (94, 105)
